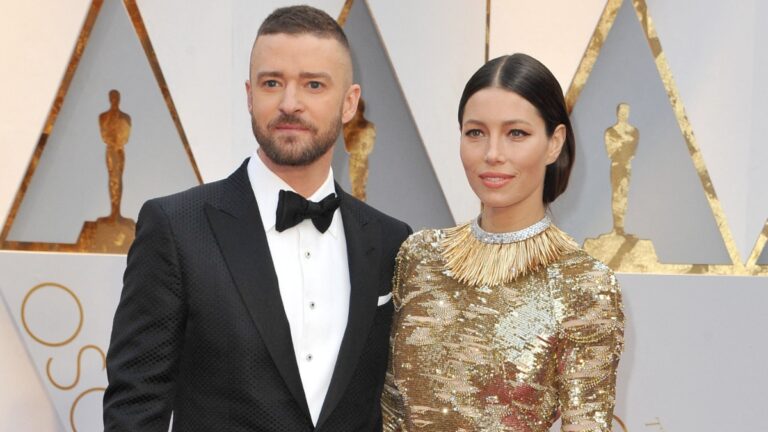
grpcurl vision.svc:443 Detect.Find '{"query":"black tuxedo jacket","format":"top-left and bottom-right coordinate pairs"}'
top-left (104, 160), bottom-right (411, 431)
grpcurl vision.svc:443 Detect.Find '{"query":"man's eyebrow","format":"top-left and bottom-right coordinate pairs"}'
top-left (299, 72), bottom-right (333, 82)
top-left (254, 71), bottom-right (333, 82)
top-left (255, 71), bottom-right (284, 80)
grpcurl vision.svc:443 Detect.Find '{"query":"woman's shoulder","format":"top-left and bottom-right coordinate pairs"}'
top-left (550, 248), bottom-right (620, 296)
top-left (394, 228), bottom-right (446, 278)
top-left (549, 248), bottom-right (625, 356)
top-left (397, 227), bottom-right (447, 259)
top-left (393, 227), bottom-right (454, 304)
top-left (549, 248), bottom-right (623, 322)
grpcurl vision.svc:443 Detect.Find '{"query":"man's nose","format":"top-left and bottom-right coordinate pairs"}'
top-left (278, 83), bottom-right (303, 114)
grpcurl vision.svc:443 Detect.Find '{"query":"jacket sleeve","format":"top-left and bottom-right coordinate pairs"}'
top-left (103, 199), bottom-right (187, 431)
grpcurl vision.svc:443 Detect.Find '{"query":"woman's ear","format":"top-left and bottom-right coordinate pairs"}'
top-left (546, 124), bottom-right (566, 164)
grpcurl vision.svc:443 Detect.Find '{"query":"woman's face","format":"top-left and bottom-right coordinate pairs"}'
top-left (460, 87), bottom-right (565, 216)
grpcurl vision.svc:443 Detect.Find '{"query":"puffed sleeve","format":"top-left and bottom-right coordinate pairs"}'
top-left (557, 260), bottom-right (624, 431)
top-left (381, 237), bottom-right (414, 432)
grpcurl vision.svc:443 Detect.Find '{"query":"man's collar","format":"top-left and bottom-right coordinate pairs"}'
top-left (247, 149), bottom-right (340, 238)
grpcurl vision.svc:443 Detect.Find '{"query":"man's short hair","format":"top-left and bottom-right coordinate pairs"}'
top-left (257, 5), bottom-right (350, 51)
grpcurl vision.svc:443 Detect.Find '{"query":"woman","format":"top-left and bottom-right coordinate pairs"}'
top-left (382, 53), bottom-right (624, 431)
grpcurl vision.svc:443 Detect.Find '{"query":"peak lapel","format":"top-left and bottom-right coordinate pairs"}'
top-left (316, 189), bottom-right (381, 428)
top-left (204, 162), bottom-right (311, 422)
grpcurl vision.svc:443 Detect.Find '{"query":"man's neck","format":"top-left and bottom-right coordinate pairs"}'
top-left (257, 149), bottom-right (333, 198)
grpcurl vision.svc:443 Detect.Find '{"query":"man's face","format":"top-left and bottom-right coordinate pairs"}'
top-left (246, 33), bottom-right (360, 166)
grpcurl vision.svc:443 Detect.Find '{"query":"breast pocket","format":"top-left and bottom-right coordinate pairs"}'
top-left (377, 292), bottom-right (393, 306)
top-left (373, 300), bottom-right (394, 326)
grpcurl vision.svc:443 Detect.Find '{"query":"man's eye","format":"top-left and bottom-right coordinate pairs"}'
top-left (263, 80), bottom-right (279, 88)
top-left (308, 81), bottom-right (323, 89)
top-left (465, 129), bottom-right (483, 137)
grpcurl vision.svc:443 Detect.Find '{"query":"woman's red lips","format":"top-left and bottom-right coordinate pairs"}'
top-left (479, 172), bottom-right (514, 188)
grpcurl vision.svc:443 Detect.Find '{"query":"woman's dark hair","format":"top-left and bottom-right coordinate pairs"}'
top-left (458, 53), bottom-right (575, 204)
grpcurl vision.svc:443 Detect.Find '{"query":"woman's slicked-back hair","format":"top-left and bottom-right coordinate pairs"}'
top-left (457, 53), bottom-right (575, 204)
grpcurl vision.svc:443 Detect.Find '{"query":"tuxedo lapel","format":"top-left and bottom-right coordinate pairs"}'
top-left (316, 188), bottom-right (381, 428)
top-left (204, 162), bottom-right (311, 422)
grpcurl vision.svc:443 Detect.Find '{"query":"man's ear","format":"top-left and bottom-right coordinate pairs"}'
top-left (546, 124), bottom-right (566, 164)
top-left (245, 80), bottom-right (253, 114)
top-left (341, 84), bottom-right (361, 123)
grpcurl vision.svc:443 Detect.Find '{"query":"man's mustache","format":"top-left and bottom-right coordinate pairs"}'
top-left (268, 114), bottom-right (317, 132)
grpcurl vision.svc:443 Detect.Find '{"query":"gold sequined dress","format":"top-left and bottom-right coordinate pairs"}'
top-left (382, 218), bottom-right (624, 431)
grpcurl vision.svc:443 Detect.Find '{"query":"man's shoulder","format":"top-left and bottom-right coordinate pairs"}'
top-left (144, 159), bottom-right (249, 215)
top-left (148, 178), bottom-right (225, 211)
top-left (342, 193), bottom-right (409, 234)
top-left (140, 172), bottom-right (247, 229)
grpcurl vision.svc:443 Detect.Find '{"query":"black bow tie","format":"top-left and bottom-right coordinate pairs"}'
top-left (275, 190), bottom-right (340, 233)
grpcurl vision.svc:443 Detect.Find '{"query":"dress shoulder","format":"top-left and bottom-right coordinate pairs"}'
top-left (550, 248), bottom-right (624, 353)
top-left (392, 228), bottom-right (443, 309)
top-left (553, 249), bottom-right (620, 296)
top-left (398, 228), bottom-right (442, 253)
top-left (394, 228), bottom-right (443, 273)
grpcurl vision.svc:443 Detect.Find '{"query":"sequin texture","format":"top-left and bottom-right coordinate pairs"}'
top-left (383, 228), bottom-right (624, 431)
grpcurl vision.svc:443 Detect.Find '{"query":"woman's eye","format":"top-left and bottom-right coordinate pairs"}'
top-left (509, 129), bottom-right (529, 138)
top-left (465, 129), bottom-right (483, 138)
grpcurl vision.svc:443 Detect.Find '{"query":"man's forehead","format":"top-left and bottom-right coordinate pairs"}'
top-left (252, 33), bottom-right (348, 58)
top-left (249, 33), bottom-right (353, 80)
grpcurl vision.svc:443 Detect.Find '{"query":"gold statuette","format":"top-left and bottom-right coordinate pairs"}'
top-left (76, 90), bottom-right (136, 253)
top-left (343, 98), bottom-right (376, 201)
top-left (584, 103), bottom-right (662, 271)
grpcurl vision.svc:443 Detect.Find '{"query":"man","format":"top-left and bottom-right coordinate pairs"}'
top-left (103, 5), bottom-right (411, 431)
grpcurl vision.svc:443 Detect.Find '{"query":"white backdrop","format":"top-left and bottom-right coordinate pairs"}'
top-left (1, 0), bottom-right (766, 430)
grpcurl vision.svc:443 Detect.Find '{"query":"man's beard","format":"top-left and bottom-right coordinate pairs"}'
top-left (252, 112), bottom-right (342, 166)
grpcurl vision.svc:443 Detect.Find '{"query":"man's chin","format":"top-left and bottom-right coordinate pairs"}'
top-left (273, 137), bottom-right (311, 148)
top-left (261, 146), bottom-right (325, 167)
top-left (255, 127), bottom-right (338, 167)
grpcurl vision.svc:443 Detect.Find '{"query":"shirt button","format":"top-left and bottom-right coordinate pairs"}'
top-left (304, 251), bottom-right (311, 259)
top-left (306, 354), bottom-right (313, 362)
top-left (309, 301), bottom-right (316, 309)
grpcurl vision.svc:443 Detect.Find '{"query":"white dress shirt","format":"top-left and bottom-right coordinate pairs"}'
top-left (247, 152), bottom-right (350, 425)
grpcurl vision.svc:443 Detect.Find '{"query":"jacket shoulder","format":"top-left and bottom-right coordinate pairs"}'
top-left (343, 193), bottom-right (411, 236)
top-left (143, 177), bottom-right (233, 220)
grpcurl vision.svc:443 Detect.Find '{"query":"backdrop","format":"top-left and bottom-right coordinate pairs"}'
top-left (1, 0), bottom-right (766, 430)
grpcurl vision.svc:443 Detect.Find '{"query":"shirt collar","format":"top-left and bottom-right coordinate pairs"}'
top-left (247, 149), bottom-right (340, 238)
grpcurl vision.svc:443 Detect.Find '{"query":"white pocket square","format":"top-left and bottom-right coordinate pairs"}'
top-left (377, 293), bottom-right (393, 306)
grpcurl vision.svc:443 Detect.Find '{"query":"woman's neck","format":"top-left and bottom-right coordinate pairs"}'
top-left (479, 204), bottom-right (546, 233)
